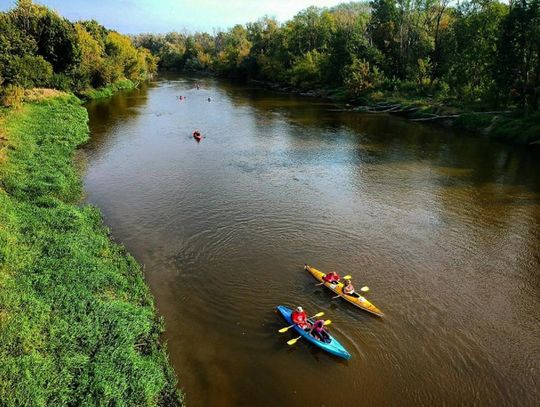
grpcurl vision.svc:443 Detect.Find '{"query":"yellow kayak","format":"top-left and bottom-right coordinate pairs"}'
top-left (305, 264), bottom-right (384, 317)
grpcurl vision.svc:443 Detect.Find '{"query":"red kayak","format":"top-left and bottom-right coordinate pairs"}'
top-left (193, 131), bottom-right (202, 142)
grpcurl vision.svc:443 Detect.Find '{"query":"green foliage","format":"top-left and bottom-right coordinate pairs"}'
top-left (9, 0), bottom-right (81, 75)
top-left (132, 0), bottom-right (539, 115)
top-left (445, 0), bottom-right (508, 103)
top-left (0, 1), bottom-right (157, 93)
top-left (79, 79), bottom-right (137, 100)
top-left (495, 0), bottom-right (540, 110)
top-left (0, 97), bottom-right (182, 406)
top-left (344, 57), bottom-right (383, 96)
top-left (214, 25), bottom-right (252, 77)
top-left (288, 50), bottom-right (328, 89)
top-left (9, 55), bottom-right (53, 88)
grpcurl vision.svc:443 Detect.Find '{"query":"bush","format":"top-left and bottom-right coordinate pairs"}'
top-left (4, 55), bottom-right (53, 88)
top-left (344, 58), bottom-right (383, 96)
top-left (288, 50), bottom-right (328, 89)
top-left (49, 73), bottom-right (73, 91)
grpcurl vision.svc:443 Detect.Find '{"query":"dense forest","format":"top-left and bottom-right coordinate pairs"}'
top-left (0, 0), bottom-right (157, 105)
top-left (1, 0), bottom-right (538, 115)
top-left (133, 0), bottom-right (540, 113)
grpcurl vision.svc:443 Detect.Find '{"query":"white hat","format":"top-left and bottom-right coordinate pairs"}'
top-left (296, 306), bottom-right (303, 312)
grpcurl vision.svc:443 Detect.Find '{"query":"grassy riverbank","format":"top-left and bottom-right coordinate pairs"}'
top-left (79, 79), bottom-right (140, 101)
top-left (0, 96), bottom-right (181, 406)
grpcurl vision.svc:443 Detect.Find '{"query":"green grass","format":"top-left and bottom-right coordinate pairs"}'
top-left (79, 79), bottom-right (139, 101)
top-left (0, 97), bottom-right (182, 406)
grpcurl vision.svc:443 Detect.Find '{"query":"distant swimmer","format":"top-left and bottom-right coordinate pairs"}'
top-left (207, 97), bottom-right (211, 102)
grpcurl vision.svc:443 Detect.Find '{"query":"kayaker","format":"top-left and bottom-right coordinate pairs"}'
top-left (311, 320), bottom-right (329, 342)
top-left (291, 306), bottom-right (310, 330)
top-left (343, 279), bottom-right (356, 296)
top-left (323, 271), bottom-right (340, 284)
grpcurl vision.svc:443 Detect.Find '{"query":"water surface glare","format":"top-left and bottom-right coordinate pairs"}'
top-left (84, 75), bottom-right (540, 407)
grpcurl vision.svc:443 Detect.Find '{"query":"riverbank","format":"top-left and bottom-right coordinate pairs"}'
top-left (249, 79), bottom-right (540, 146)
top-left (349, 92), bottom-right (540, 146)
top-left (0, 96), bottom-right (182, 405)
top-left (79, 79), bottom-right (140, 101)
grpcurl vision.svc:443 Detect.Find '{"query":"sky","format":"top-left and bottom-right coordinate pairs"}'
top-left (0, 0), bottom-right (349, 34)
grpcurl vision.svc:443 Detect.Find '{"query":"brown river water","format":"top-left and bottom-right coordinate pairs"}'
top-left (83, 74), bottom-right (540, 407)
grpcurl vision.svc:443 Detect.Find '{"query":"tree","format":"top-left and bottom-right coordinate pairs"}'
top-left (73, 23), bottom-right (104, 88)
top-left (495, 0), bottom-right (540, 109)
top-left (445, 0), bottom-right (508, 102)
top-left (10, 0), bottom-right (81, 75)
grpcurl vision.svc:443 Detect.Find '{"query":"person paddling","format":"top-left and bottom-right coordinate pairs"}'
top-left (291, 306), bottom-right (310, 330)
top-left (311, 319), bottom-right (329, 342)
top-left (343, 279), bottom-right (356, 296)
top-left (323, 271), bottom-right (340, 284)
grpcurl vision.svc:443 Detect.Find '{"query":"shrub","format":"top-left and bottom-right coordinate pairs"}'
top-left (288, 50), bottom-right (328, 89)
top-left (344, 58), bottom-right (383, 96)
top-left (4, 55), bottom-right (53, 88)
top-left (49, 73), bottom-right (73, 91)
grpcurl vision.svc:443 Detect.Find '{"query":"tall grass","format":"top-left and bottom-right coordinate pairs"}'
top-left (79, 80), bottom-right (139, 100)
top-left (0, 97), bottom-right (181, 406)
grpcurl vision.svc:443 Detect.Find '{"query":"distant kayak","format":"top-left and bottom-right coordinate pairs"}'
top-left (305, 265), bottom-right (384, 317)
top-left (193, 131), bottom-right (202, 141)
top-left (276, 305), bottom-right (351, 360)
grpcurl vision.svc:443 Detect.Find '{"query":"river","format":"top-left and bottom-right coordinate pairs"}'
top-left (83, 74), bottom-right (540, 406)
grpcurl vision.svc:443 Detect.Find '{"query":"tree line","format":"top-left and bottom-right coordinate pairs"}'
top-left (134, 0), bottom-right (540, 111)
top-left (0, 0), bottom-right (157, 103)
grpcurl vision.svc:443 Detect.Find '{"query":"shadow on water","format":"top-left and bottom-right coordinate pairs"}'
top-left (84, 82), bottom-right (154, 150)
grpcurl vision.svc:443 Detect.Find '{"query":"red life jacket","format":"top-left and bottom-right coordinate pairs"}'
top-left (323, 272), bottom-right (340, 283)
top-left (291, 311), bottom-right (308, 327)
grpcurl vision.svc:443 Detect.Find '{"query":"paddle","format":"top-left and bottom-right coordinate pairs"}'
top-left (332, 286), bottom-right (369, 299)
top-left (278, 312), bottom-right (324, 333)
top-left (286, 320), bottom-right (332, 346)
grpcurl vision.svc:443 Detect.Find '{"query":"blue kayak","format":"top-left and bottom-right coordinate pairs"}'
top-left (277, 305), bottom-right (351, 360)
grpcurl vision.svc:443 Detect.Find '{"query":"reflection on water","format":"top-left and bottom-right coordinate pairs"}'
top-left (84, 75), bottom-right (540, 407)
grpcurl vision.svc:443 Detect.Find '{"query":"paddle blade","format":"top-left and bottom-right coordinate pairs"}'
top-left (360, 286), bottom-right (370, 292)
top-left (312, 312), bottom-right (324, 318)
top-left (343, 275), bottom-right (352, 280)
top-left (287, 336), bottom-right (301, 346)
top-left (323, 320), bottom-right (332, 326)
top-left (278, 327), bottom-right (290, 333)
